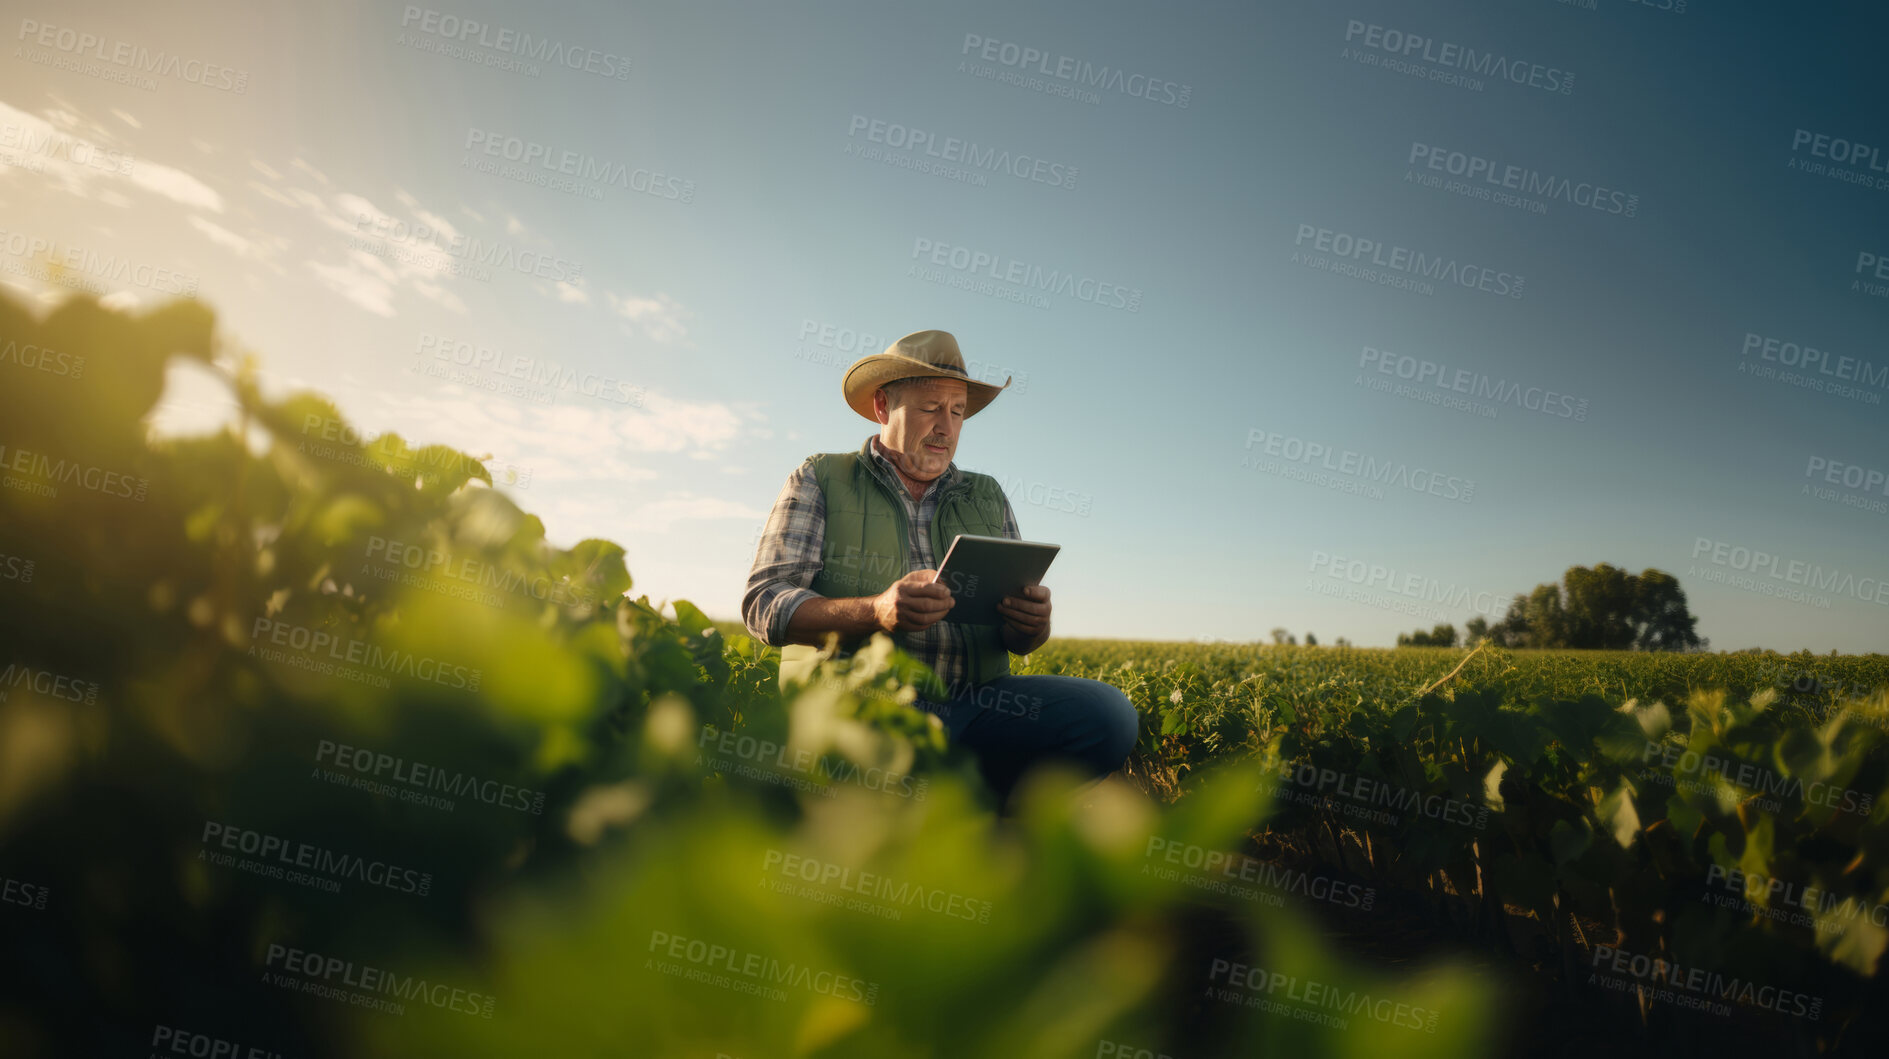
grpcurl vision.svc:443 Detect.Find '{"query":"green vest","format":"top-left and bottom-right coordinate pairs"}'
top-left (778, 438), bottom-right (1012, 692)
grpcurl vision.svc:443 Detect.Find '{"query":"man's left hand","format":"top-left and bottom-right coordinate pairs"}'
top-left (998, 584), bottom-right (1051, 643)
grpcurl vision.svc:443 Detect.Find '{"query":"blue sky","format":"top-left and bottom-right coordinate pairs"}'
top-left (3, 0), bottom-right (1885, 651)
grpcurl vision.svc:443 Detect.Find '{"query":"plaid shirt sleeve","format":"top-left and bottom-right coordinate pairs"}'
top-left (999, 488), bottom-right (1020, 540)
top-left (742, 460), bottom-right (826, 647)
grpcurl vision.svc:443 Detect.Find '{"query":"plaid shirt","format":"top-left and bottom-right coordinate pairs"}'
top-left (743, 434), bottom-right (1021, 696)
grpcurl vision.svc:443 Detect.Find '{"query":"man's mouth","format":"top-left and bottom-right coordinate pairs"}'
top-left (924, 442), bottom-right (947, 453)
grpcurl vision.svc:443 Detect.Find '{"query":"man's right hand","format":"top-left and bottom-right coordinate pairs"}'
top-left (874, 570), bottom-right (954, 633)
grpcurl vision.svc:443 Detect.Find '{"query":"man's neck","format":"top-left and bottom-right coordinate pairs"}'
top-left (873, 435), bottom-right (940, 502)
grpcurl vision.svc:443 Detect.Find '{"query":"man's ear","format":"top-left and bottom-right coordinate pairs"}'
top-left (872, 387), bottom-right (891, 424)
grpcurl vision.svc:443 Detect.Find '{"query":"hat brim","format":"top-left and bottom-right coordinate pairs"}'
top-left (842, 355), bottom-right (1009, 422)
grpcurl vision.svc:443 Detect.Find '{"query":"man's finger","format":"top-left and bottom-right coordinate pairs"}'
top-left (1000, 597), bottom-right (1048, 616)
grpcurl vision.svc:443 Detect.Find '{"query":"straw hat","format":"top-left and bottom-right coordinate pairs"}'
top-left (841, 329), bottom-right (1011, 422)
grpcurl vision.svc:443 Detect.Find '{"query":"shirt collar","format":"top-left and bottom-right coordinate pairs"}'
top-left (865, 434), bottom-right (958, 500)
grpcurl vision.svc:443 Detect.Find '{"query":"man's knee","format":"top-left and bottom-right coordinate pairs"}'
top-left (1084, 681), bottom-right (1139, 767)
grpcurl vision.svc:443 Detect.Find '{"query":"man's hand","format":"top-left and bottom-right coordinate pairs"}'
top-left (998, 584), bottom-right (1051, 652)
top-left (874, 570), bottom-right (954, 633)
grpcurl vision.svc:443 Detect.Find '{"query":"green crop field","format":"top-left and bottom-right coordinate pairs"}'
top-left (5, 297), bottom-right (1886, 1058)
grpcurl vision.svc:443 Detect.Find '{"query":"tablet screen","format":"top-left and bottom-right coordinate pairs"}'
top-left (932, 534), bottom-right (1060, 626)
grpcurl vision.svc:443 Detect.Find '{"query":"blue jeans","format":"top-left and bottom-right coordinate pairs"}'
top-left (912, 674), bottom-right (1140, 806)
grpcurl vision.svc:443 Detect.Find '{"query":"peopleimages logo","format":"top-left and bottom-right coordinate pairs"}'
top-left (958, 33), bottom-right (1191, 107)
top-left (909, 237), bottom-right (1142, 312)
top-left (646, 929), bottom-right (880, 1006)
top-left (1293, 224), bottom-right (1524, 299)
top-left (353, 214), bottom-right (584, 283)
top-left (1706, 864), bottom-right (1889, 935)
top-left (1856, 251), bottom-right (1889, 297)
top-left (1307, 551), bottom-right (1516, 624)
top-left (1589, 944), bottom-right (1821, 1020)
top-left (1262, 754), bottom-right (1491, 829)
top-left (15, 18), bottom-right (249, 92)
top-left (0, 662), bottom-right (98, 703)
top-left (0, 441), bottom-right (148, 502)
top-left (0, 122), bottom-right (133, 175)
top-left (0, 550), bottom-right (35, 584)
top-left (148, 1024), bottom-right (282, 1059)
top-left (1206, 958), bottom-right (1437, 1032)
top-left (316, 739), bottom-right (546, 814)
top-left (1406, 142), bottom-right (1637, 217)
top-left (0, 338), bottom-right (83, 379)
top-left (1688, 537), bottom-right (1889, 608)
top-left (264, 942), bottom-right (495, 1017)
top-left (1791, 129), bottom-right (1889, 173)
top-left (462, 129), bottom-right (695, 204)
top-left (1641, 740), bottom-right (1873, 815)
top-left (1243, 428), bottom-right (1476, 503)
top-left (0, 229), bottom-right (198, 296)
top-left (398, 6), bottom-right (630, 79)
top-left (1359, 347), bottom-right (1587, 421)
top-left (760, 849), bottom-right (993, 923)
top-left (1145, 836), bottom-right (1375, 910)
top-left (1740, 333), bottom-right (1889, 390)
top-left (250, 616), bottom-right (483, 690)
top-left (845, 114), bottom-right (1078, 190)
top-left (200, 821), bottom-right (434, 897)
top-left (1804, 456), bottom-right (1889, 498)
top-left (1342, 19), bottom-right (1573, 95)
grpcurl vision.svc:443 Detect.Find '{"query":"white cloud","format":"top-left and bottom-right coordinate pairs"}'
top-left (306, 259), bottom-right (395, 317)
top-left (110, 109), bottom-right (141, 129)
top-left (0, 101), bottom-right (221, 211)
top-left (248, 181), bottom-right (298, 208)
top-left (330, 192), bottom-right (394, 236)
top-left (395, 187), bottom-right (459, 241)
top-left (409, 278), bottom-right (467, 314)
top-left (188, 215), bottom-right (251, 255)
top-left (555, 280), bottom-right (589, 304)
top-left (128, 163), bottom-right (222, 210)
top-left (279, 187), bottom-right (480, 312)
top-left (346, 247), bottom-right (399, 283)
top-left (616, 392), bottom-right (744, 453)
top-left (290, 157), bottom-right (330, 185)
top-left (607, 291), bottom-right (690, 344)
top-left (332, 384), bottom-right (759, 508)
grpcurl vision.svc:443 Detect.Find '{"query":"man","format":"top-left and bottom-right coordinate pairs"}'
top-left (742, 329), bottom-right (1137, 808)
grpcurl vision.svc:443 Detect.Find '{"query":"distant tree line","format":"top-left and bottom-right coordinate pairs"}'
top-left (1395, 563), bottom-right (1707, 652)
top-left (1269, 629), bottom-right (1321, 646)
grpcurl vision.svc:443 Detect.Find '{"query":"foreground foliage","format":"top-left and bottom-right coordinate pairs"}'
top-left (0, 296), bottom-right (1492, 1057)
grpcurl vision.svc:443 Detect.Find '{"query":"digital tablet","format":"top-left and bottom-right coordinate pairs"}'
top-left (931, 534), bottom-right (1060, 626)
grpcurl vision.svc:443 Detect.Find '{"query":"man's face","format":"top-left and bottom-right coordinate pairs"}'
top-left (876, 377), bottom-right (968, 481)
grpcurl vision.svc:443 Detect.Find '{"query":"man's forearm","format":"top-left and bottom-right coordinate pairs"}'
top-left (782, 595), bottom-right (883, 648)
